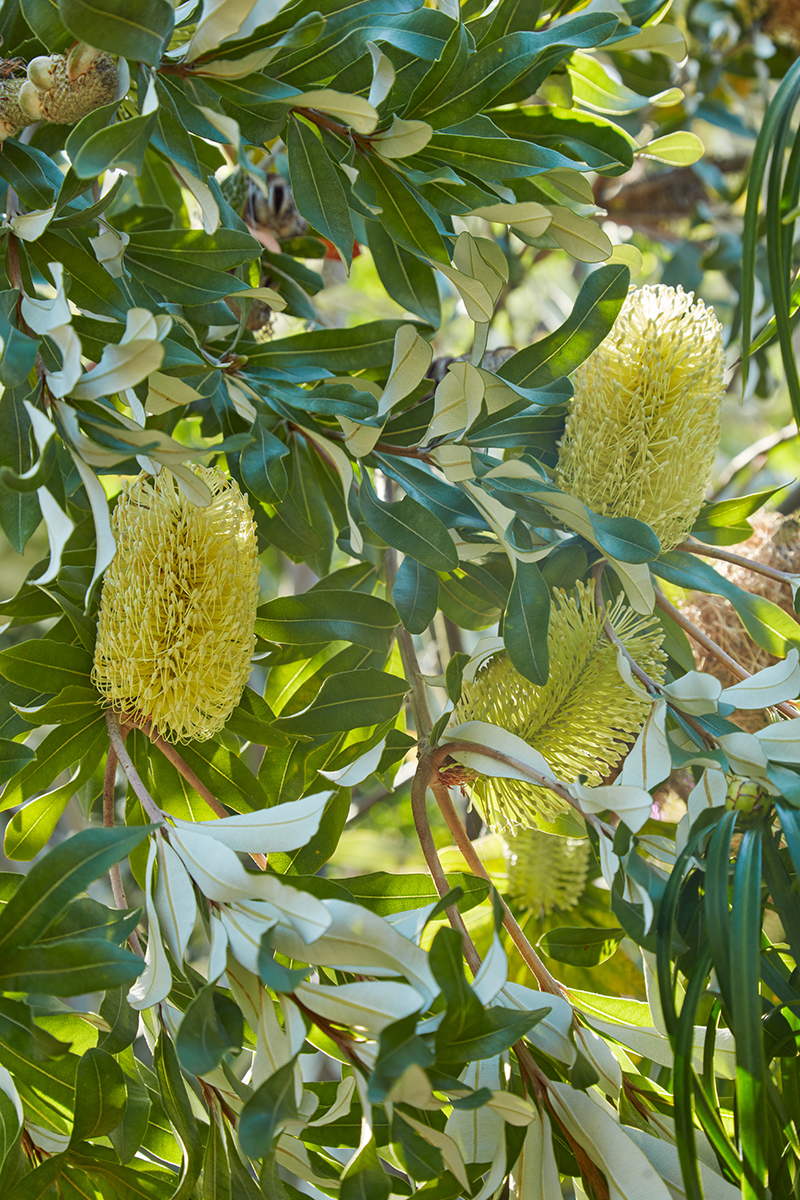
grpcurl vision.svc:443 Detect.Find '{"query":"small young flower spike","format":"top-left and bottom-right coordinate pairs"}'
top-left (93, 467), bottom-right (259, 743)
top-left (454, 582), bottom-right (666, 830)
top-left (556, 285), bottom-right (725, 552)
top-left (505, 829), bottom-right (591, 916)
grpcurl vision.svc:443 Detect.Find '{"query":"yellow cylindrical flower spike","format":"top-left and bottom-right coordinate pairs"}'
top-left (93, 467), bottom-right (259, 743)
top-left (453, 582), bottom-right (666, 830)
top-left (556, 285), bottom-right (725, 553)
top-left (505, 829), bottom-right (591, 915)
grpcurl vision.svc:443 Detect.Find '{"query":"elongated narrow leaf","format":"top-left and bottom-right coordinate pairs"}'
top-left (503, 559), bottom-right (551, 686)
top-left (256, 589), bottom-right (398, 650)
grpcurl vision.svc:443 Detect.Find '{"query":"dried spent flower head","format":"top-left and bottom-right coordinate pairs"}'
top-left (20, 45), bottom-right (117, 124)
top-left (92, 467), bottom-right (259, 743)
top-left (505, 828), bottom-right (591, 915)
top-left (0, 79), bottom-right (27, 138)
top-left (556, 285), bottom-right (725, 553)
top-left (453, 582), bottom-right (666, 830)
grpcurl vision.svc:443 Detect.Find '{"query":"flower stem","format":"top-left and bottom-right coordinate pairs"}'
top-left (429, 764), bottom-right (566, 997)
top-left (411, 754), bottom-right (482, 975)
top-left (106, 711), bottom-right (163, 824)
top-left (676, 538), bottom-right (796, 585)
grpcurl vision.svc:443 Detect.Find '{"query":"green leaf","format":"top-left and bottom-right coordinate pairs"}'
top-left (269, 790), bottom-right (349, 876)
top-left (587, 512), bottom-right (661, 563)
top-left (240, 419), bottom-right (289, 505)
top-left (0, 938), bottom-right (144, 995)
top-left (0, 740), bottom-right (35, 789)
top-left (340, 1136), bottom-right (391, 1200)
top-left (335, 871), bottom-right (490, 915)
top-left (0, 639), bottom-right (93, 694)
top-left (498, 264), bottom-right (630, 389)
top-left (392, 1112), bottom-right (444, 1181)
top-left (359, 473), bottom-right (459, 570)
top-left (503, 559), bottom-right (550, 686)
top-left (356, 153), bottom-right (451, 265)
top-left (202, 1117), bottom-right (232, 1200)
top-left (247, 319), bottom-right (409, 372)
top-left (258, 930), bottom-right (310, 994)
top-left (70, 110), bottom-right (158, 180)
top-left (239, 1058), bottom-right (299, 1159)
top-left (653, 552), bottom-right (800, 658)
top-left (691, 485), bottom-right (788, 533)
top-left (392, 556), bottom-right (439, 634)
top-left (58, 0), bottom-right (174, 64)
top-left (0, 1086), bottom-right (20, 1176)
top-left (288, 115), bottom-right (355, 267)
top-left (366, 219), bottom-right (442, 326)
top-left (538, 925), bottom-right (625, 966)
top-left (274, 669), bottom-right (409, 735)
top-left (71, 1047), bottom-right (127, 1143)
top-left (0, 824), bottom-right (154, 954)
top-left (175, 739), bottom-right (270, 814)
top-left (438, 563), bottom-right (509, 630)
top-left (256, 589), bottom-right (399, 651)
top-left (154, 1030), bottom-right (204, 1200)
top-left (0, 714), bottom-right (107, 813)
top-left (20, 0), bottom-right (73, 50)
top-left (176, 985), bottom-right (244, 1078)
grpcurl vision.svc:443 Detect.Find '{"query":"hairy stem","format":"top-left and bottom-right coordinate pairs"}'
top-left (411, 755), bottom-right (482, 975)
top-left (676, 538), bottom-right (797, 586)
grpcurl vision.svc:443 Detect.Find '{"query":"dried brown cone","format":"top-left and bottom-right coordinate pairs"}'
top-left (681, 510), bottom-right (800, 730)
top-left (20, 45), bottom-right (117, 126)
top-left (0, 78), bottom-right (27, 138)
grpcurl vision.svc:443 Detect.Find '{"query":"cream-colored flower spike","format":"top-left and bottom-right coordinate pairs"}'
top-left (93, 467), bottom-right (259, 743)
top-left (19, 44), bottom-right (117, 125)
top-left (454, 582), bottom-right (665, 829)
top-left (505, 829), bottom-right (591, 915)
top-left (556, 285), bottom-right (725, 552)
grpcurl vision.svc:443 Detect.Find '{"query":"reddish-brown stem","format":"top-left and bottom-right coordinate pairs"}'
top-left (149, 733), bottom-right (268, 871)
top-left (429, 766), bottom-right (566, 997)
top-left (411, 755), bottom-right (482, 975)
top-left (653, 590), bottom-right (800, 718)
top-left (676, 538), bottom-right (797, 585)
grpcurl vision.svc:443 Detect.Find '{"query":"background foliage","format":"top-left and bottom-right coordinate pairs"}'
top-left (0, 0), bottom-right (799, 1197)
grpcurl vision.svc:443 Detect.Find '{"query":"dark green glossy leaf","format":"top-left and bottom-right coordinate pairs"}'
top-left (498, 265), bottom-right (630, 389)
top-left (0, 938), bottom-right (144, 995)
top-left (288, 115), bottom-right (354, 267)
top-left (58, 0), bottom-right (174, 64)
top-left (239, 1058), bottom-right (299, 1159)
top-left (240, 418), bottom-right (289, 505)
top-left (71, 1047), bottom-right (127, 1143)
top-left (360, 472), bottom-right (458, 570)
top-left (274, 669), bottom-right (409, 735)
top-left (176, 985), bottom-right (244, 1078)
top-left (256, 589), bottom-right (398, 650)
top-left (392, 555), bottom-right (439, 634)
top-left (538, 925), bottom-right (624, 966)
top-left (503, 558), bottom-right (550, 686)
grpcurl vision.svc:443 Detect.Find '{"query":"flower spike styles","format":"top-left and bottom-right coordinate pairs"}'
top-left (93, 467), bottom-right (259, 743)
top-left (505, 829), bottom-right (591, 915)
top-left (454, 582), bottom-right (666, 830)
top-left (556, 284), bottom-right (725, 552)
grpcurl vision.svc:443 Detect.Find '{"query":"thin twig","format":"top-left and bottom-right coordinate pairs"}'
top-left (653, 590), bottom-right (800, 718)
top-left (430, 770), bottom-right (566, 997)
top-left (136, 721), bottom-right (268, 871)
top-left (593, 565), bottom-right (714, 744)
top-left (676, 538), bottom-right (797, 586)
top-left (102, 744), bottom-right (144, 958)
top-left (411, 756), bottom-right (482, 975)
top-left (106, 711), bottom-right (163, 823)
top-left (711, 423), bottom-right (796, 496)
top-left (398, 628), bottom-right (434, 745)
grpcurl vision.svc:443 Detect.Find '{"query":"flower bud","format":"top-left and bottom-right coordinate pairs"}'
top-left (26, 55), bottom-right (57, 90)
top-left (17, 79), bottom-right (43, 120)
top-left (725, 777), bottom-right (768, 815)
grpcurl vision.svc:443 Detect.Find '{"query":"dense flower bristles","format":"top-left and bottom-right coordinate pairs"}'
top-left (454, 582), bottom-right (666, 830)
top-left (505, 829), bottom-right (591, 915)
top-left (556, 285), bottom-right (725, 552)
top-left (92, 468), bottom-right (259, 743)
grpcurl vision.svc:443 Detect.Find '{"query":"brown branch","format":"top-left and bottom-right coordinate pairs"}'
top-left (149, 731), bottom-right (268, 872)
top-left (653, 590), bottom-right (800, 719)
top-left (411, 754), bottom-right (482, 975)
top-left (676, 538), bottom-right (797, 586)
top-left (428, 762), bottom-right (566, 997)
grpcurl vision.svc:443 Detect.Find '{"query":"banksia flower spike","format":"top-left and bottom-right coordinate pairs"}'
top-left (453, 582), bottom-right (666, 830)
top-left (92, 467), bottom-right (259, 744)
top-left (505, 829), bottom-right (591, 915)
top-left (556, 285), bottom-right (725, 552)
